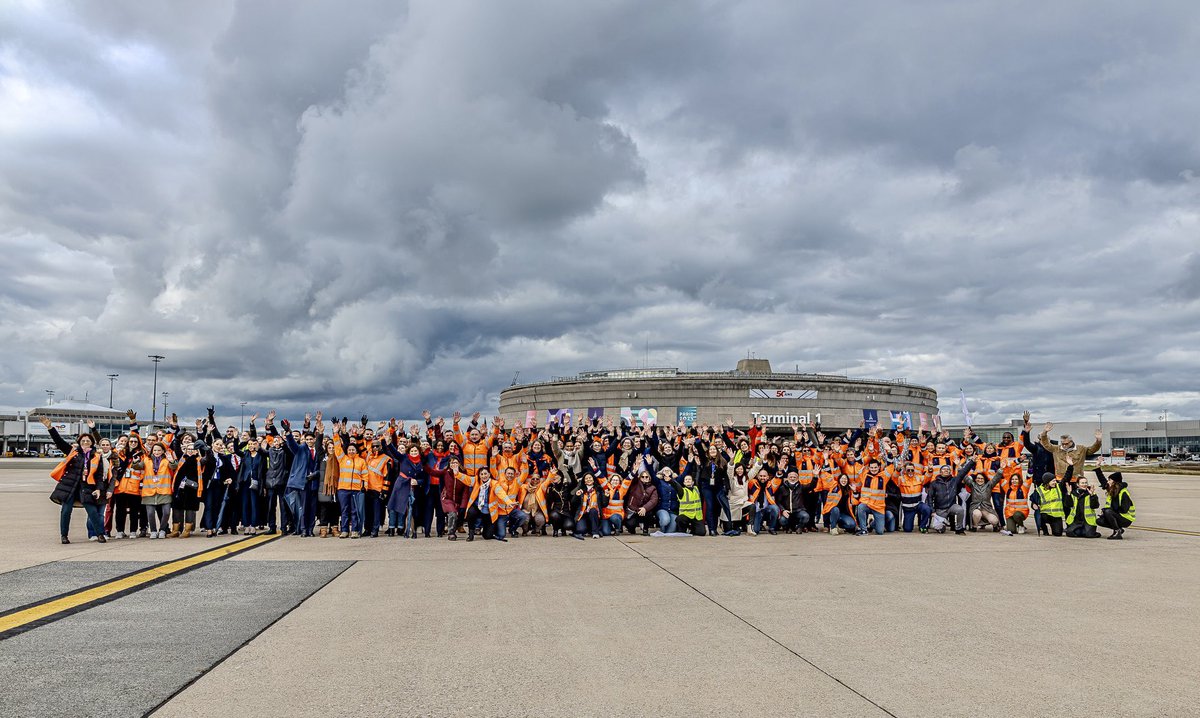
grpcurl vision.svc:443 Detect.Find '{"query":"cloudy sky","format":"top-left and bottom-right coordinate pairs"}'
top-left (2, 0), bottom-right (1198, 426)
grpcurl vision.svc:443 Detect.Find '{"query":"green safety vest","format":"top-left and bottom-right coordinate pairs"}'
top-left (1066, 492), bottom-right (1096, 526)
top-left (1105, 487), bottom-right (1136, 523)
top-left (1039, 483), bottom-right (1064, 518)
top-left (678, 486), bottom-right (703, 520)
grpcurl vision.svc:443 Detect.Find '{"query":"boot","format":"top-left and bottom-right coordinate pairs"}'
top-left (445, 514), bottom-right (458, 540)
top-left (332, 526), bottom-right (341, 538)
top-left (181, 523), bottom-right (193, 538)
top-left (318, 526), bottom-right (328, 538)
top-left (167, 523), bottom-right (182, 538)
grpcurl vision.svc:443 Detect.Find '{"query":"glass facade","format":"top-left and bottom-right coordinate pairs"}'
top-left (1111, 435), bottom-right (1200, 455)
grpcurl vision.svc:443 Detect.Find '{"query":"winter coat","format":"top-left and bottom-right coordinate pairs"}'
top-left (626, 480), bottom-right (659, 516)
top-left (283, 435), bottom-right (322, 491)
top-left (47, 427), bottom-right (101, 507)
top-left (265, 445), bottom-right (289, 489)
top-left (928, 464), bottom-right (971, 510)
top-left (775, 480), bottom-right (808, 515)
top-left (654, 476), bottom-right (679, 514)
top-left (238, 450), bottom-right (267, 492)
top-left (388, 455), bottom-right (424, 513)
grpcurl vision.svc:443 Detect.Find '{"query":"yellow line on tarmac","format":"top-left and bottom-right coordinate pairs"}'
top-left (1128, 525), bottom-right (1200, 537)
top-left (0, 533), bottom-right (278, 638)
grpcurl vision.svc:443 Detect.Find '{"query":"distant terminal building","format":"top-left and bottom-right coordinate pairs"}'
top-left (498, 358), bottom-right (940, 432)
top-left (1, 400), bottom-right (128, 456)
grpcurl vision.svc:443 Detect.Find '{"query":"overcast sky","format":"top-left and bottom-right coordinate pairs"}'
top-left (2, 0), bottom-right (1198, 426)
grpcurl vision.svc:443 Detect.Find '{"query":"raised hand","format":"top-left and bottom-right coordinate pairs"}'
top-left (125, 409), bottom-right (137, 422)
top-left (360, 415), bottom-right (368, 427)
top-left (453, 411), bottom-right (462, 423)
top-left (267, 410), bottom-right (276, 423)
top-left (471, 412), bottom-right (481, 424)
top-left (315, 411), bottom-right (322, 422)
top-left (1043, 422), bottom-right (1053, 435)
top-left (422, 410), bottom-right (431, 421)
top-left (1094, 429), bottom-right (1103, 440)
top-left (305, 413), bottom-right (312, 423)
top-left (86, 419), bottom-right (95, 429)
top-left (38, 415), bottom-right (52, 429)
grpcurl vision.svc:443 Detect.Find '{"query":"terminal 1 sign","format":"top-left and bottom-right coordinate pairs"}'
top-left (751, 411), bottom-right (820, 426)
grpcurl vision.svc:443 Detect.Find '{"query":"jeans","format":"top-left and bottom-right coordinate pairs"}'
top-left (61, 500), bottom-right (103, 539)
top-left (902, 503), bottom-right (932, 532)
top-left (752, 504), bottom-right (779, 532)
top-left (601, 514), bottom-right (623, 536)
top-left (389, 507), bottom-right (409, 535)
top-left (575, 509), bottom-right (600, 536)
top-left (855, 505), bottom-right (887, 534)
top-left (701, 487), bottom-right (731, 534)
top-left (304, 483), bottom-right (319, 535)
top-left (284, 488), bottom-right (306, 535)
top-left (263, 486), bottom-right (284, 530)
top-left (826, 507), bottom-right (856, 531)
top-left (656, 509), bottom-right (677, 533)
top-left (778, 509), bottom-right (810, 531)
top-left (506, 509), bottom-right (530, 536)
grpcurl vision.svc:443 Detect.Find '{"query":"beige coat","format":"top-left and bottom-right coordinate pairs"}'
top-left (1039, 432), bottom-right (1101, 479)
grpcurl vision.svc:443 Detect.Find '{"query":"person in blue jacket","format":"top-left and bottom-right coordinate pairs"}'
top-left (279, 415), bottom-right (323, 537)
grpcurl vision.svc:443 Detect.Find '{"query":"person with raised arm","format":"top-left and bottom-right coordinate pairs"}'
top-left (1093, 467), bottom-right (1136, 540)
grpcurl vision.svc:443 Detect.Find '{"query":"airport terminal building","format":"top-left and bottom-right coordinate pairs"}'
top-left (498, 359), bottom-right (940, 431)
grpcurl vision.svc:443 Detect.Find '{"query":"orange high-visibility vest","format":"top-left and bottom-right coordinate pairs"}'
top-left (454, 423), bottom-right (493, 477)
top-left (115, 454), bottom-right (141, 495)
top-left (822, 484), bottom-right (856, 515)
top-left (576, 487), bottom-right (600, 521)
top-left (858, 471), bottom-right (890, 513)
top-left (895, 470), bottom-right (927, 503)
top-left (748, 477), bottom-right (781, 506)
top-left (1005, 482), bottom-right (1031, 518)
top-left (365, 454), bottom-right (390, 493)
top-left (140, 456), bottom-right (174, 498)
top-left (602, 477), bottom-right (632, 519)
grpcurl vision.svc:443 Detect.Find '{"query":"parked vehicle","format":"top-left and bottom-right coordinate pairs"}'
top-left (45, 448), bottom-right (64, 458)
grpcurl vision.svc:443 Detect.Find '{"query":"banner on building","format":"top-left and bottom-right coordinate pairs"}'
top-left (889, 411), bottom-right (912, 430)
top-left (587, 407), bottom-right (604, 422)
top-left (934, 414), bottom-right (943, 432)
top-left (677, 406), bottom-right (698, 427)
top-left (546, 408), bottom-right (572, 426)
top-left (524, 410), bottom-right (536, 428)
top-left (918, 412), bottom-right (930, 431)
top-left (749, 389), bottom-right (819, 400)
top-left (862, 409), bottom-right (878, 429)
top-left (621, 407), bottom-right (658, 427)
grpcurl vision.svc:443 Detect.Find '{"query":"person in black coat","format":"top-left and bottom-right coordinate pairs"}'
top-left (1021, 413), bottom-right (1056, 533)
top-left (40, 416), bottom-right (107, 544)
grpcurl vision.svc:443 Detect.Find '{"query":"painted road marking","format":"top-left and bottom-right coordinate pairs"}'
top-left (1129, 525), bottom-right (1200, 537)
top-left (0, 533), bottom-right (278, 640)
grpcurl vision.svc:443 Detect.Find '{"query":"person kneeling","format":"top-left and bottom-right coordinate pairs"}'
top-left (666, 470), bottom-right (707, 536)
top-left (1064, 477), bottom-right (1101, 538)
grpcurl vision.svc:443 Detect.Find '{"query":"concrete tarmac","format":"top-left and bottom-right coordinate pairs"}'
top-left (2, 460), bottom-right (1199, 717)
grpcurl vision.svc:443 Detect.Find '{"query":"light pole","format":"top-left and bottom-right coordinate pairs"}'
top-left (1161, 409), bottom-right (1169, 457)
top-left (240, 402), bottom-right (248, 431)
top-left (44, 389), bottom-right (54, 406)
top-left (161, 392), bottom-right (169, 421)
top-left (148, 355), bottom-right (165, 423)
top-left (106, 374), bottom-right (119, 408)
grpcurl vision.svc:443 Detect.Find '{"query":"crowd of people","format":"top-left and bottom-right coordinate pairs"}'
top-left (41, 408), bottom-right (1137, 545)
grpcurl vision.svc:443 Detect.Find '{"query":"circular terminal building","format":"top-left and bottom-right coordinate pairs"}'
top-left (499, 359), bottom-right (939, 431)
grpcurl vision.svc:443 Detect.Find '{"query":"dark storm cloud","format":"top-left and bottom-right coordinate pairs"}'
top-left (2, 0), bottom-right (1199, 427)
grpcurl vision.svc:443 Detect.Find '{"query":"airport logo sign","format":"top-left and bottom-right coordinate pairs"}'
top-left (749, 389), bottom-right (818, 400)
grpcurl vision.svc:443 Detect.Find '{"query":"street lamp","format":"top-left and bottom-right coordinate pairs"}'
top-left (106, 374), bottom-right (119, 408)
top-left (1161, 409), bottom-right (1169, 457)
top-left (148, 355), bottom-right (165, 423)
top-left (44, 389), bottom-right (54, 406)
top-left (240, 401), bottom-right (248, 431)
top-left (161, 392), bottom-right (169, 420)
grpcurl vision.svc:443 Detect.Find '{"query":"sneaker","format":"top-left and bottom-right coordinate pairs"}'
top-left (855, 530), bottom-right (867, 536)
top-left (954, 529), bottom-right (966, 535)
top-left (338, 532), bottom-right (348, 539)
top-left (61, 536), bottom-right (70, 544)
top-left (97, 535), bottom-right (107, 543)
top-left (149, 532), bottom-right (159, 540)
top-left (919, 527), bottom-right (928, 534)
top-left (159, 530), bottom-right (167, 539)
top-left (746, 529), bottom-right (758, 536)
top-left (591, 534), bottom-right (600, 539)
top-left (1017, 526), bottom-right (1026, 534)
top-left (350, 532), bottom-right (360, 539)
top-left (829, 527), bottom-right (839, 536)
top-left (1000, 529), bottom-right (1013, 536)
top-left (89, 536), bottom-right (98, 542)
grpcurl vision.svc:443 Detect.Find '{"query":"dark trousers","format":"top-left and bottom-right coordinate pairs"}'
top-left (114, 494), bottom-right (141, 534)
top-left (549, 509), bottom-right (575, 533)
top-left (1041, 515), bottom-right (1064, 536)
top-left (623, 511), bottom-right (654, 533)
top-left (574, 508), bottom-right (600, 536)
top-left (363, 490), bottom-right (381, 534)
top-left (700, 487), bottom-right (729, 533)
top-left (416, 487), bottom-right (444, 536)
top-left (240, 486), bottom-right (259, 528)
top-left (804, 492), bottom-right (822, 529)
top-left (318, 500), bottom-right (340, 526)
top-left (1066, 522), bottom-right (1100, 538)
top-left (201, 486), bottom-right (221, 530)
top-left (263, 486), bottom-right (285, 531)
top-left (465, 504), bottom-right (493, 538)
top-left (1097, 509), bottom-right (1132, 532)
top-left (675, 515), bottom-right (707, 536)
top-left (216, 484), bottom-right (240, 531)
top-left (304, 485), bottom-right (319, 535)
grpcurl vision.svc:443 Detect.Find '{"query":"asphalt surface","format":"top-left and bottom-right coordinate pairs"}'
top-left (2, 459), bottom-right (1199, 717)
top-left (0, 561), bottom-right (154, 614)
top-left (0, 560), bottom-right (352, 718)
